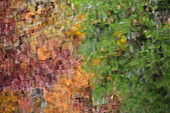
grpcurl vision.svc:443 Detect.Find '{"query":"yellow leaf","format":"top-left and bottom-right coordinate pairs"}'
top-left (117, 5), bottom-right (121, 9)
top-left (117, 38), bottom-right (126, 46)
top-left (91, 21), bottom-right (97, 24)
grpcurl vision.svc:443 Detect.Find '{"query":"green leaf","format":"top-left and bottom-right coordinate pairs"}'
top-left (92, 87), bottom-right (108, 106)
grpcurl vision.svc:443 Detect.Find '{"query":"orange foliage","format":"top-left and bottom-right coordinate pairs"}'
top-left (37, 46), bottom-right (51, 60)
top-left (92, 59), bottom-right (101, 66)
top-left (44, 66), bottom-right (91, 113)
top-left (100, 47), bottom-right (105, 52)
top-left (0, 0), bottom-right (96, 112)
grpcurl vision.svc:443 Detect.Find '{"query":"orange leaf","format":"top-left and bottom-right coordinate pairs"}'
top-left (37, 46), bottom-right (51, 60)
top-left (100, 47), bottom-right (105, 52)
top-left (92, 59), bottom-right (100, 65)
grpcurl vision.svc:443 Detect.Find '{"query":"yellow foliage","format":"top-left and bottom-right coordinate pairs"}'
top-left (66, 27), bottom-right (86, 45)
top-left (91, 21), bottom-right (97, 24)
top-left (117, 5), bottom-right (121, 9)
top-left (117, 36), bottom-right (126, 49)
top-left (0, 88), bottom-right (21, 112)
top-left (113, 31), bottom-right (126, 49)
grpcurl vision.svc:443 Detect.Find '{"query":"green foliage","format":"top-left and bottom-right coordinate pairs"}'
top-left (75, 0), bottom-right (170, 112)
top-left (92, 87), bottom-right (108, 106)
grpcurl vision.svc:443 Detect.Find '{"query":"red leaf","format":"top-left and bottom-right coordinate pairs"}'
top-left (19, 73), bottom-right (24, 81)
top-left (18, 97), bottom-right (31, 111)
